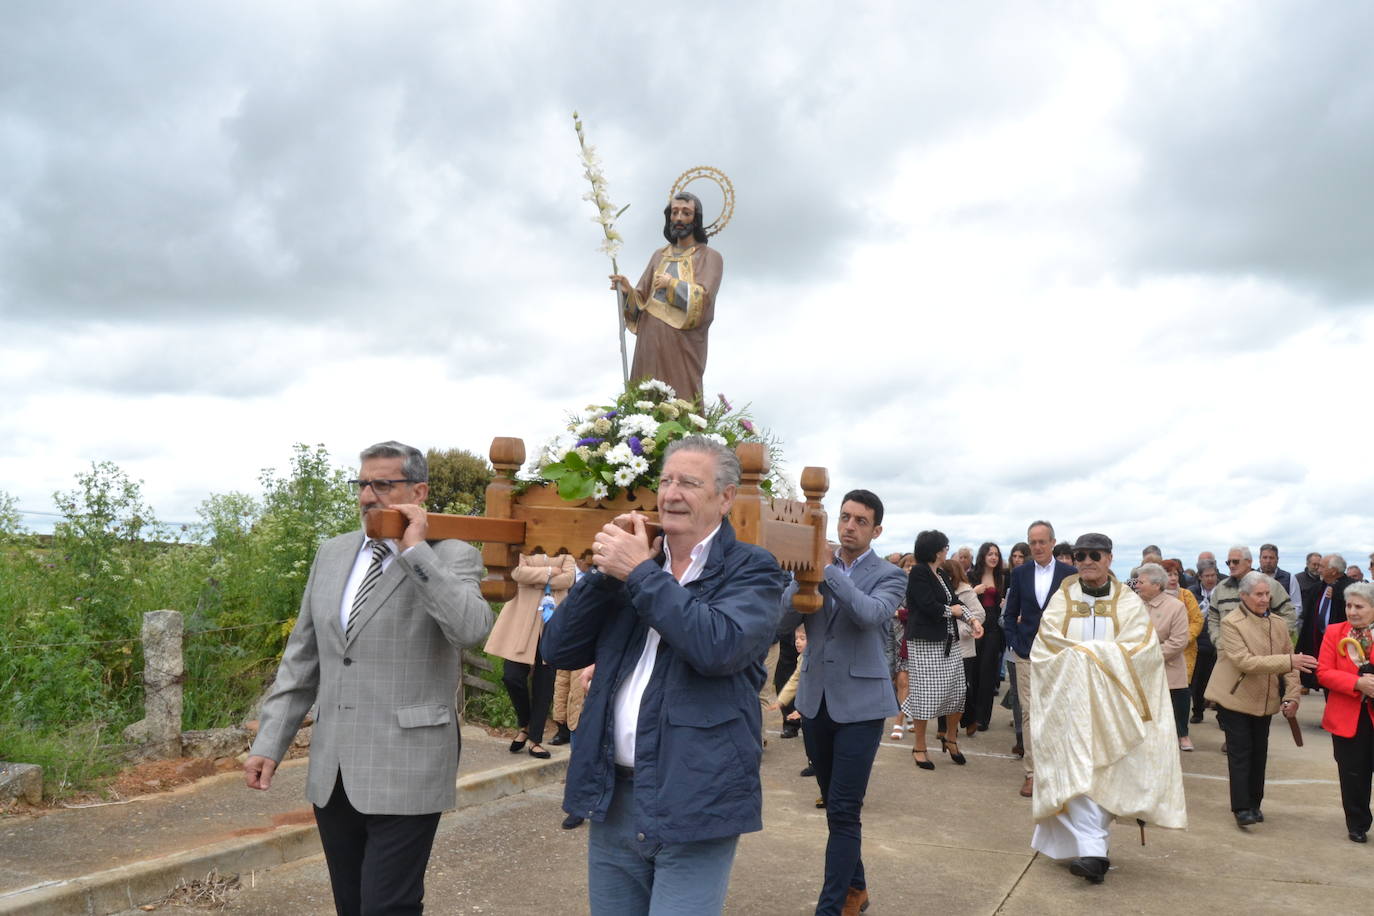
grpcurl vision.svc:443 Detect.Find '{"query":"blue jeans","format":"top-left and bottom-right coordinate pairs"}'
top-left (587, 772), bottom-right (739, 915)
top-left (800, 698), bottom-right (884, 915)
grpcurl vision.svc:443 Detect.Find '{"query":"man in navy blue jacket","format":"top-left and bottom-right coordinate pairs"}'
top-left (542, 436), bottom-right (785, 915)
top-left (1001, 520), bottom-right (1075, 799)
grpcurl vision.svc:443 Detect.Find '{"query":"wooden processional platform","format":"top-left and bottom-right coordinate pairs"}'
top-left (363, 437), bottom-right (831, 613)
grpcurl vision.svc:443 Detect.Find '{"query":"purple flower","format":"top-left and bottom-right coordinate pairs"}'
top-left (741, 419), bottom-right (755, 433)
top-left (600, 410), bottom-right (618, 419)
top-left (717, 393), bottom-right (732, 411)
top-left (575, 437), bottom-right (604, 447)
top-left (627, 436), bottom-right (643, 456)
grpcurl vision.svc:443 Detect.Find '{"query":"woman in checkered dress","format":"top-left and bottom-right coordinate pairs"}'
top-left (903, 529), bottom-right (980, 769)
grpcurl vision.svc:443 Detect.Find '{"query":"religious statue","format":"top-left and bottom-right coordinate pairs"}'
top-left (609, 171), bottom-right (730, 405)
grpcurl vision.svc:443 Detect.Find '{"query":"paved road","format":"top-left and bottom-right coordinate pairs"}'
top-left (127, 702), bottom-right (1369, 914)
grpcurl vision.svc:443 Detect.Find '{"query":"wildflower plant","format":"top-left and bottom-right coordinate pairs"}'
top-left (534, 379), bottom-right (788, 501)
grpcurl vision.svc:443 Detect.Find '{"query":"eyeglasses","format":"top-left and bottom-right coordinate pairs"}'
top-left (658, 475), bottom-right (706, 492)
top-left (1226, 558), bottom-right (1244, 566)
top-left (1073, 550), bottom-right (1105, 563)
top-left (348, 478), bottom-right (416, 495)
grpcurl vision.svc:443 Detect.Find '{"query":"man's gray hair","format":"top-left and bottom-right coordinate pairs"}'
top-left (1228, 545), bottom-right (1252, 562)
top-left (1259, 543), bottom-right (1278, 554)
top-left (1346, 581), bottom-right (1374, 608)
top-left (1196, 559), bottom-right (1219, 573)
top-left (1237, 570), bottom-right (1270, 596)
top-left (1135, 562), bottom-right (1168, 589)
top-left (1028, 520), bottom-right (1054, 538)
top-left (1325, 553), bottom-right (1347, 572)
top-left (359, 440), bottom-right (428, 483)
top-left (662, 436), bottom-right (740, 492)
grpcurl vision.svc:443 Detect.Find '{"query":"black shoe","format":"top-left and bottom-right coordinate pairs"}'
top-left (550, 723), bottom-right (571, 746)
top-left (528, 744), bottom-right (551, 759)
top-left (509, 729), bottom-right (529, 753)
top-left (912, 749), bottom-right (935, 771)
top-left (561, 813), bottom-right (585, 829)
top-left (780, 720), bottom-right (800, 739)
top-left (1350, 830), bottom-right (1368, 843)
top-left (1254, 809), bottom-right (1264, 823)
top-left (1068, 857), bottom-right (1109, 884)
top-left (1189, 712), bottom-right (1203, 724)
top-left (800, 764), bottom-right (815, 778)
top-left (1234, 809), bottom-right (1260, 827)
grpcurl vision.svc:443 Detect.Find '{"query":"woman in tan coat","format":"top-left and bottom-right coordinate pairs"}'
top-left (1205, 571), bottom-right (1318, 828)
top-left (484, 552), bottom-right (577, 759)
top-left (1135, 563), bottom-right (1194, 750)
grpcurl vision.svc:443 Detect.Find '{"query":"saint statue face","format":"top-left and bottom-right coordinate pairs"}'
top-left (668, 197), bottom-right (697, 241)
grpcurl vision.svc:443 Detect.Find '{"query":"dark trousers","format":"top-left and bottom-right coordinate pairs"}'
top-left (963, 621), bottom-right (1004, 729)
top-left (1217, 707), bottom-right (1272, 813)
top-left (313, 773), bottom-right (442, 916)
top-left (502, 645), bottom-right (556, 744)
top-left (800, 698), bottom-right (884, 916)
top-left (1332, 708), bottom-right (1374, 833)
top-left (1170, 688), bottom-right (1191, 738)
top-left (775, 634), bottom-right (800, 719)
top-left (1190, 650), bottom-right (1216, 716)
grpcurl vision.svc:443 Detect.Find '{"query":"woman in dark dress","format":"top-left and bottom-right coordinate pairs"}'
top-left (961, 542), bottom-right (1006, 736)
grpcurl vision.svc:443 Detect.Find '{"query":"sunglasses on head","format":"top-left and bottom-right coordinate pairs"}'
top-left (1073, 550), bottom-right (1105, 563)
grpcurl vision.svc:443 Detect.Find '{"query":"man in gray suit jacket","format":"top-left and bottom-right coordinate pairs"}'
top-left (790, 489), bottom-right (907, 916)
top-left (245, 441), bottom-right (493, 916)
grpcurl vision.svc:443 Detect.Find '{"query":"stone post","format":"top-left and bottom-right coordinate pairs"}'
top-left (140, 609), bottom-right (184, 758)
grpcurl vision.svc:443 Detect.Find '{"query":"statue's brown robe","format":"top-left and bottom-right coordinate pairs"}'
top-left (625, 243), bottom-right (723, 404)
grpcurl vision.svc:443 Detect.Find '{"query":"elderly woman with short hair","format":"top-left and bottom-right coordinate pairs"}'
top-left (1316, 581), bottom-right (1374, 843)
top-left (1134, 563), bottom-right (1194, 750)
top-left (1205, 571), bottom-right (1319, 828)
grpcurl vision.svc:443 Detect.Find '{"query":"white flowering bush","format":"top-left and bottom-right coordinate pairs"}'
top-left (534, 379), bottom-right (787, 501)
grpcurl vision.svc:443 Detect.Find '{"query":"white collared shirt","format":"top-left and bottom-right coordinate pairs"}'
top-left (611, 524), bottom-right (721, 768)
top-left (339, 534), bottom-right (402, 631)
top-left (1033, 558), bottom-right (1055, 608)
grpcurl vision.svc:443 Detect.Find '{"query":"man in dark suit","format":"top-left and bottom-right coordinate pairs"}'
top-left (1001, 520), bottom-right (1076, 799)
top-left (245, 440), bottom-right (493, 916)
top-left (788, 489), bottom-right (907, 916)
top-left (1297, 553), bottom-right (1353, 689)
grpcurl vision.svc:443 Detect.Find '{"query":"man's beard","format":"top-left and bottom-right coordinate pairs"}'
top-left (669, 221), bottom-right (693, 241)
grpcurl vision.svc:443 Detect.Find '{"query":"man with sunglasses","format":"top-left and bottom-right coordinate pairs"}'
top-left (1029, 533), bottom-right (1187, 885)
top-left (1205, 546), bottom-right (1296, 648)
top-left (245, 440), bottom-right (493, 916)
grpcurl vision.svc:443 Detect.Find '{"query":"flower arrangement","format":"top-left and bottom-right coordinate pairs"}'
top-left (532, 379), bottom-right (788, 501)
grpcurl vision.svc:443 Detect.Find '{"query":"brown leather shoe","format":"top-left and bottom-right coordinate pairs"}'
top-left (841, 886), bottom-right (870, 915)
top-left (1020, 775), bottom-right (1034, 798)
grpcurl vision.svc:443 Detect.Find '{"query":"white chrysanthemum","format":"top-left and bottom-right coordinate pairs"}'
top-left (635, 400), bottom-right (654, 410)
top-left (703, 433), bottom-right (728, 446)
top-left (639, 379), bottom-right (676, 399)
top-left (594, 441), bottom-right (610, 456)
top-left (657, 404), bottom-right (680, 420)
top-left (605, 443), bottom-right (635, 466)
top-left (593, 417), bottom-right (612, 435)
top-left (613, 466), bottom-right (637, 487)
top-left (620, 414), bottom-right (658, 438)
top-left (592, 482), bottom-right (609, 500)
top-left (688, 413), bottom-right (708, 429)
top-left (575, 446), bottom-right (592, 461)
top-left (628, 455), bottom-right (650, 475)
top-left (574, 420), bottom-right (594, 437)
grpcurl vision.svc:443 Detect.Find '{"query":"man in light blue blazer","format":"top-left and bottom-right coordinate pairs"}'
top-left (790, 489), bottom-right (907, 916)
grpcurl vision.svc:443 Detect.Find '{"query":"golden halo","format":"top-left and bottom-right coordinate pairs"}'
top-left (669, 165), bottom-right (734, 237)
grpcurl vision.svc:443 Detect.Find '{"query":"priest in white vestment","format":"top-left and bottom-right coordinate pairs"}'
top-left (1029, 533), bottom-right (1187, 884)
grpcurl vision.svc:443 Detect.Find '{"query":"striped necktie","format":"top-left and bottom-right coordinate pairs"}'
top-left (347, 539), bottom-right (391, 639)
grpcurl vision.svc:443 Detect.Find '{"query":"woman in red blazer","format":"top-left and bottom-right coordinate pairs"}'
top-left (1317, 581), bottom-right (1374, 844)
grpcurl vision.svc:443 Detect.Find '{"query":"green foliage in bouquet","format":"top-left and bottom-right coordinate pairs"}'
top-left (533, 379), bottom-right (788, 501)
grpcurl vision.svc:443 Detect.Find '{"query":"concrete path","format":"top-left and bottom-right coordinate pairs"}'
top-left (82, 701), bottom-right (1374, 914)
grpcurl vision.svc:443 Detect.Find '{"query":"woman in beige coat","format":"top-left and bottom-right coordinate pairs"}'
top-left (1204, 571), bottom-right (1317, 828)
top-left (1135, 563), bottom-right (1194, 749)
top-left (484, 552), bottom-right (577, 759)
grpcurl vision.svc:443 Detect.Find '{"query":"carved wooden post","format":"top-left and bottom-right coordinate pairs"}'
top-left (730, 442), bottom-right (768, 547)
top-left (793, 466), bottom-right (830, 613)
top-left (482, 437), bottom-right (524, 602)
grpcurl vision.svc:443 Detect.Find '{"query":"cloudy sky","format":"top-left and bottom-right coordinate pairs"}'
top-left (3, 0), bottom-right (1371, 568)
